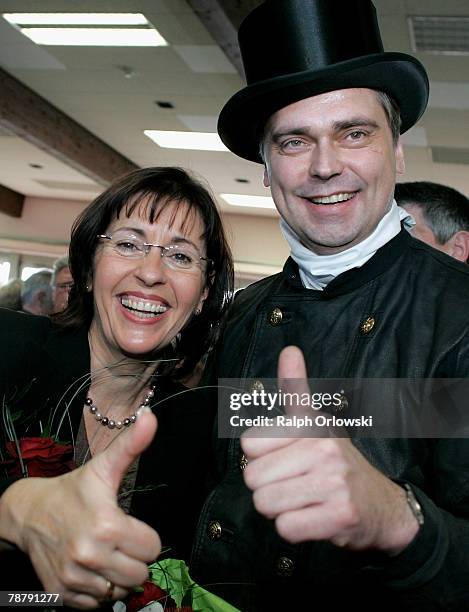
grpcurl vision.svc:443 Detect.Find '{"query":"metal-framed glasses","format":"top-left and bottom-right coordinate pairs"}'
top-left (97, 232), bottom-right (213, 272)
top-left (54, 281), bottom-right (74, 291)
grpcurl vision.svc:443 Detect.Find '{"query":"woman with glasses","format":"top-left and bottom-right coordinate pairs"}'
top-left (0, 167), bottom-right (233, 608)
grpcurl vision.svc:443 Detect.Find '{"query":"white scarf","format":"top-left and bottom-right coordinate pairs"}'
top-left (280, 201), bottom-right (415, 290)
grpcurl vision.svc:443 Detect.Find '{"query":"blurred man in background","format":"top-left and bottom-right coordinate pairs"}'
top-left (395, 181), bottom-right (469, 262)
top-left (21, 270), bottom-right (52, 315)
top-left (51, 255), bottom-right (73, 313)
top-left (0, 278), bottom-right (23, 311)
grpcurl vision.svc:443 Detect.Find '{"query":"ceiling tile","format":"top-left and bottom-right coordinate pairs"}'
top-left (177, 114), bottom-right (218, 131)
top-left (401, 126), bottom-right (428, 146)
top-left (173, 45), bottom-right (237, 74)
top-left (429, 81), bottom-right (469, 110)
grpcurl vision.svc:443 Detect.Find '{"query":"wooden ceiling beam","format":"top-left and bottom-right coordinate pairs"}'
top-left (0, 68), bottom-right (138, 187)
top-left (186, 0), bottom-right (262, 77)
top-left (0, 183), bottom-right (24, 218)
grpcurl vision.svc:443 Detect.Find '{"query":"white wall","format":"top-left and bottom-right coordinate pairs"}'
top-left (0, 196), bottom-right (87, 249)
top-left (0, 197), bottom-right (290, 277)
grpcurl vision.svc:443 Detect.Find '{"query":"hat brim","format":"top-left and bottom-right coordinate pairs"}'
top-left (218, 52), bottom-right (429, 163)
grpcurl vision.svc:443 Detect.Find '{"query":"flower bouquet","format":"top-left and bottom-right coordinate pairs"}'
top-left (1, 384), bottom-right (76, 479)
top-left (117, 559), bottom-right (240, 612)
top-left (1, 436), bottom-right (75, 477)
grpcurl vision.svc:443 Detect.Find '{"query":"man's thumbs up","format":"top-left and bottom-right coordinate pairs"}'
top-left (277, 345), bottom-right (314, 423)
top-left (278, 345), bottom-right (309, 383)
top-left (241, 347), bottom-right (420, 552)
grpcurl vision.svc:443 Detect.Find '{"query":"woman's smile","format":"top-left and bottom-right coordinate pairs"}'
top-left (118, 292), bottom-right (170, 323)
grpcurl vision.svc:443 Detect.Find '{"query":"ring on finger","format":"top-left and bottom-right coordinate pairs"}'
top-left (103, 579), bottom-right (115, 601)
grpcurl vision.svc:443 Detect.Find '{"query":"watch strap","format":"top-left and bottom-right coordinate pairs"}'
top-left (403, 483), bottom-right (424, 526)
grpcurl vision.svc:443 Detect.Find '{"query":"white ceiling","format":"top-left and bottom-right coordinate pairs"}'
top-left (0, 0), bottom-right (469, 223)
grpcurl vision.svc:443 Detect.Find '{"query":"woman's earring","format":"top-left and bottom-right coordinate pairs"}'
top-left (195, 307), bottom-right (201, 315)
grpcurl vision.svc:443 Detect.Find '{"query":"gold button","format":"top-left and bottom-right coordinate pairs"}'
top-left (207, 520), bottom-right (222, 541)
top-left (276, 556), bottom-right (294, 577)
top-left (251, 380), bottom-right (264, 393)
top-left (269, 308), bottom-right (283, 326)
top-left (360, 316), bottom-right (375, 335)
top-left (239, 453), bottom-right (249, 470)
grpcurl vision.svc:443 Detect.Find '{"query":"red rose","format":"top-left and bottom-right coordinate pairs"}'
top-left (3, 437), bottom-right (76, 477)
top-left (125, 581), bottom-right (178, 612)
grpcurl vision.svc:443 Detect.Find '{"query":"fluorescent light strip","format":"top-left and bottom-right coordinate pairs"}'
top-left (144, 130), bottom-right (228, 152)
top-left (20, 28), bottom-right (167, 46)
top-left (221, 193), bottom-right (276, 209)
top-left (3, 13), bottom-right (149, 25)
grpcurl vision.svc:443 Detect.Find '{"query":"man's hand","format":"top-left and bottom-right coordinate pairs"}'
top-left (241, 346), bottom-right (420, 554)
top-left (0, 408), bottom-right (161, 609)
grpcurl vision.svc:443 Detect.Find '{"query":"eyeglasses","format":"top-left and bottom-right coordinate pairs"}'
top-left (54, 281), bottom-right (74, 290)
top-left (97, 232), bottom-right (213, 272)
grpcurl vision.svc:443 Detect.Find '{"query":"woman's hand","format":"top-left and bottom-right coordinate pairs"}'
top-left (0, 408), bottom-right (161, 609)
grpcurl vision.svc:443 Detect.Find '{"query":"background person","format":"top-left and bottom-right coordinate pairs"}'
top-left (395, 181), bottom-right (469, 262)
top-left (0, 166), bottom-right (233, 609)
top-left (51, 255), bottom-right (74, 313)
top-left (190, 1), bottom-right (469, 610)
top-left (0, 278), bottom-right (23, 311)
top-left (20, 269), bottom-right (52, 315)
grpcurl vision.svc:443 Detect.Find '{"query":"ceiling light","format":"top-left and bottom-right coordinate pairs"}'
top-left (2, 13), bottom-right (167, 47)
top-left (3, 13), bottom-right (149, 26)
top-left (18, 28), bottom-right (167, 46)
top-left (220, 194), bottom-right (276, 209)
top-left (144, 130), bottom-right (228, 151)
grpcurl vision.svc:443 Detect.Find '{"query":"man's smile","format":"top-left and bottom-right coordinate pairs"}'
top-left (304, 191), bottom-right (359, 205)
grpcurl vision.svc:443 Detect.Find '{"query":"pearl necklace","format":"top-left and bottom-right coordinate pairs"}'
top-left (85, 384), bottom-right (156, 430)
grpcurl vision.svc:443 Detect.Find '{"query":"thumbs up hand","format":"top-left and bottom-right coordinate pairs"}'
top-left (241, 347), bottom-right (420, 554)
top-left (0, 408), bottom-right (161, 609)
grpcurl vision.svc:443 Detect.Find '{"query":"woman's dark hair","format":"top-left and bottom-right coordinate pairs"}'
top-left (56, 166), bottom-right (234, 379)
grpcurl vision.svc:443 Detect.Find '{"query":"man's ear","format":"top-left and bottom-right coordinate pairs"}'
top-left (395, 139), bottom-right (405, 176)
top-left (263, 165), bottom-right (271, 188)
top-left (37, 290), bottom-right (47, 305)
top-left (444, 231), bottom-right (469, 263)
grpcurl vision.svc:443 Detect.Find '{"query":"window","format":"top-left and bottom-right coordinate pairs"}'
top-left (21, 266), bottom-right (52, 281)
top-left (0, 261), bottom-right (11, 285)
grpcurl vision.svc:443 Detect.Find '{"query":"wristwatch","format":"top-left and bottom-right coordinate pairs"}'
top-left (403, 483), bottom-right (424, 526)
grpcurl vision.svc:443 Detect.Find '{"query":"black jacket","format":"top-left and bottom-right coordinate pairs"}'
top-left (0, 309), bottom-right (215, 590)
top-left (191, 230), bottom-right (469, 611)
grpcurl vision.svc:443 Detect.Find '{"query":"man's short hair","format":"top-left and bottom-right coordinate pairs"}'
top-left (51, 255), bottom-right (70, 286)
top-left (374, 91), bottom-right (401, 146)
top-left (395, 181), bottom-right (469, 244)
top-left (259, 89), bottom-right (402, 162)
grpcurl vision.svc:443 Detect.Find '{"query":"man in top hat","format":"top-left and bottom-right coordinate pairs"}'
top-left (190, 0), bottom-right (469, 610)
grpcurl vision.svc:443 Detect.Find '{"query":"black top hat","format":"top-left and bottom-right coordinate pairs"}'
top-left (218, 0), bottom-right (429, 163)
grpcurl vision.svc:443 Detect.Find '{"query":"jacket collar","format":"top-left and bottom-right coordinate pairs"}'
top-left (283, 228), bottom-right (412, 298)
